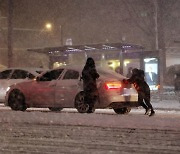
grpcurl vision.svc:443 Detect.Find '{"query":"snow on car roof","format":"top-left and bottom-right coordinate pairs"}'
top-left (0, 67), bottom-right (48, 75)
top-left (55, 64), bottom-right (126, 79)
top-left (56, 65), bottom-right (83, 71)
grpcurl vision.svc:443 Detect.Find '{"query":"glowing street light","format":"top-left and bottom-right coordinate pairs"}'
top-left (45, 23), bottom-right (52, 31)
top-left (45, 22), bottom-right (64, 45)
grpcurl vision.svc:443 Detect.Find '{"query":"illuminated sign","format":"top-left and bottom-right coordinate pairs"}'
top-left (144, 58), bottom-right (159, 90)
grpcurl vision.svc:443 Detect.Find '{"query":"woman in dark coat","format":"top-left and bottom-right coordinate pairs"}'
top-left (81, 57), bottom-right (99, 113)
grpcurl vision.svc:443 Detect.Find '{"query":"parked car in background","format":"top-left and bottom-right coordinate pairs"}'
top-left (5, 65), bottom-right (139, 114)
top-left (0, 68), bottom-right (47, 103)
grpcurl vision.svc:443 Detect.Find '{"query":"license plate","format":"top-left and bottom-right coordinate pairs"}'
top-left (123, 88), bottom-right (134, 94)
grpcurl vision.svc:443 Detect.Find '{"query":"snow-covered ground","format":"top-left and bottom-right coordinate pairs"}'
top-left (152, 99), bottom-right (180, 111)
top-left (0, 105), bottom-right (180, 131)
top-left (0, 101), bottom-right (180, 154)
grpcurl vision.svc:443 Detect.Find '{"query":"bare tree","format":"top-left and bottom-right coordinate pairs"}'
top-left (121, 0), bottom-right (180, 97)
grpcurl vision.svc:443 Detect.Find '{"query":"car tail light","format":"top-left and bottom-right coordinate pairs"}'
top-left (105, 82), bottom-right (122, 90)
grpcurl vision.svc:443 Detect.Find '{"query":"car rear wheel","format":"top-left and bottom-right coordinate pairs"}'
top-left (48, 107), bottom-right (63, 112)
top-left (74, 91), bottom-right (89, 113)
top-left (113, 107), bottom-right (131, 114)
top-left (8, 89), bottom-right (27, 111)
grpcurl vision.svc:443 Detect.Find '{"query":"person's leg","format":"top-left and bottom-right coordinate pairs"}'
top-left (86, 93), bottom-right (95, 113)
top-left (144, 94), bottom-right (155, 116)
top-left (138, 92), bottom-right (148, 111)
top-left (87, 88), bottom-right (99, 113)
top-left (144, 98), bottom-right (152, 115)
top-left (143, 82), bottom-right (155, 116)
top-left (84, 91), bottom-right (89, 104)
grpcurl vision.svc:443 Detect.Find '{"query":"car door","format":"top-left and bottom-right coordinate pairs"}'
top-left (0, 69), bottom-right (12, 102)
top-left (55, 69), bottom-right (80, 107)
top-left (27, 69), bottom-right (64, 107)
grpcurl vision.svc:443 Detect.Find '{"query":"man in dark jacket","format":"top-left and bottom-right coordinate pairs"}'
top-left (81, 57), bottom-right (100, 113)
top-left (123, 68), bottom-right (155, 116)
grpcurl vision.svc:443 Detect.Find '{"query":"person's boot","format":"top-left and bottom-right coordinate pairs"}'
top-left (149, 109), bottom-right (155, 117)
top-left (87, 104), bottom-right (95, 113)
top-left (87, 107), bottom-right (93, 113)
top-left (145, 108), bottom-right (151, 115)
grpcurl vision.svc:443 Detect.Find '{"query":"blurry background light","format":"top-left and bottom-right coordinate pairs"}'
top-left (45, 23), bottom-right (52, 31)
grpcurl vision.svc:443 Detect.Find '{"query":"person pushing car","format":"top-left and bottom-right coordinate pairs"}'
top-left (123, 68), bottom-right (155, 116)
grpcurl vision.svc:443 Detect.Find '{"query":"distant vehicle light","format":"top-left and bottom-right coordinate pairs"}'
top-left (105, 82), bottom-right (122, 90)
top-left (156, 84), bottom-right (160, 89)
top-left (149, 84), bottom-right (160, 90)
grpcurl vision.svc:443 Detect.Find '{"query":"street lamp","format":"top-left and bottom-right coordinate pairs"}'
top-left (45, 23), bottom-right (63, 46)
top-left (45, 23), bottom-right (52, 31)
top-left (60, 25), bottom-right (63, 46)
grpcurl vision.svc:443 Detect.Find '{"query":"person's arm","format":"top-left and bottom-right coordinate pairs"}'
top-left (92, 68), bottom-right (100, 79)
top-left (127, 74), bottom-right (136, 83)
top-left (123, 75), bottom-right (135, 84)
top-left (81, 69), bottom-right (88, 80)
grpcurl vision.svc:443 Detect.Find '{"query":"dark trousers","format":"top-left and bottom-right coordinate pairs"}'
top-left (138, 91), bottom-right (153, 110)
top-left (84, 91), bottom-right (98, 108)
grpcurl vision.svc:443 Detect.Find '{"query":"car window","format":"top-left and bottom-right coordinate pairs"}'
top-left (0, 70), bottom-right (12, 79)
top-left (63, 70), bottom-right (79, 80)
top-left (11, 70), bottom-right (29, 79)
top-left (39, 69), bottom-right (63, 81)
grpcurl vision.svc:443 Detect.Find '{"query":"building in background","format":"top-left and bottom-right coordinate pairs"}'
top-left (0, 0), bottom-right (179, 72)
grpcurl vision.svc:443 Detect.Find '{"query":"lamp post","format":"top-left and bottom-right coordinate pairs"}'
top-left (45, 23), bottom-right (63, 46)
top-left (7, 0), bottom-right (13, 68)
top-left (5, 20), bottom-right (52, 67)
top-left (60, 25), bottom-right (63, 46)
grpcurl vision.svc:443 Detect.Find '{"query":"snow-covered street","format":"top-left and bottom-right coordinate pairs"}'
top-left (0, 105), bottom-right (180, 154)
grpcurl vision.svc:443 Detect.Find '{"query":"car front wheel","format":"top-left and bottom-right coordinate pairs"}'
top-left (8, 89), bottom-right (27, 111)
top-left (113, 107), bottom-right (131, 114)
top-left (74, 91), bottom-right (89, 113)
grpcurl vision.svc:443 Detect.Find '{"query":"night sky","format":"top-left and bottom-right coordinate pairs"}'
top-left (0, 0), bottom-right (180, 49)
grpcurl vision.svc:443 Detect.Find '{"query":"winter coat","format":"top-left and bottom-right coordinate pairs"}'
top-left (81, 58), bottom-right (99, 94)
top-left (82, 67), bottom-right (99, 93)
top-left (126, 69), bottom-right (150, 94)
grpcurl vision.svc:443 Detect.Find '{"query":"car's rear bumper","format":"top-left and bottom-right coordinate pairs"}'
top-left (0, 92), bottom-right (6, 103)
top-left (0, 97), bottom-right (5, 104)
top-left (108, 94), bottom-right (138, 102)
top-left (98, 92), bottom-right (138, 108)
top-left (108, 101), bottom-right (140, 109)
